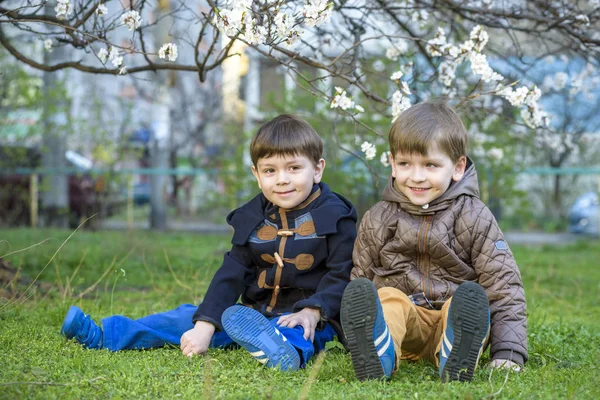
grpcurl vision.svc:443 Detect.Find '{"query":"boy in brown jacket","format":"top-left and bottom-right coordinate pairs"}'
top-left (340, 99), bottom-right (527, 382)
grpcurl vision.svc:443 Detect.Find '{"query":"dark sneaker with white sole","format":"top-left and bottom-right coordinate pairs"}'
top-left (439, 281), bottom-right (490, 382)
top-left (340, 278), bottom-right (395, 380)
top-left (221, 305), bottom-right (300, 371)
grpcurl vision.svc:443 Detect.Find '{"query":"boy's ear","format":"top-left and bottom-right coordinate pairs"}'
top-left (251, 165), bottom-right (262, 189)
top-left (389, 152), bottom-right (396, 178)
top-left (452, 156), bottom-right (467, 182)
top-left (313, 158), bottom-right (326, 183)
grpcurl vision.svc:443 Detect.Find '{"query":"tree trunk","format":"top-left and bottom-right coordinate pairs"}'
top-left (149, 101), bottom-right (170, 230)
top-left (553, 173), bottom-right (562, 217)
top-left (40, 4), bottom-right (69, 228)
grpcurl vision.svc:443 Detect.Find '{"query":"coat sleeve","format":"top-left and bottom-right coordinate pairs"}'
top-left (192, 244), bottom-right (254, 331)
top-left (292, 214), bottom-right (357, 320)
top-left (467, 201), bottom-right (528, 365)
top-left (350, 209), bottom-right (380, 281)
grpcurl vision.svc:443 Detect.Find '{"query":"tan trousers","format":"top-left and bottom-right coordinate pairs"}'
top-left (378, 287), bottom-right (451, 370)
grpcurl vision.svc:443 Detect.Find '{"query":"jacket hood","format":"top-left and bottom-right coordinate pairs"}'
top-left (382, 157), bottom-right (480, 215)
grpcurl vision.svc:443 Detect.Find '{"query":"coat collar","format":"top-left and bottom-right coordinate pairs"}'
top-left (228, 182), bottom-right (357, 245)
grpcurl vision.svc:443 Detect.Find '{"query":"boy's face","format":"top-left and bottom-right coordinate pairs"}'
top-left (252, 154), bottom-right (325, 209)
top-left (390, 145), bottom-right (466, 207)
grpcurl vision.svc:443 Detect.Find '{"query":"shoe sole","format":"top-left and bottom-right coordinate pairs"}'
top-left (340, 278), bottom-right (385, 381)
top-left (440, 282), bottom-right (489, 382)
top-left (222, 306), bottom-right (300, 371)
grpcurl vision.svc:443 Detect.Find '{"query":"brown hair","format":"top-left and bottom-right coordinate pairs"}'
top-left (250, 114), bottom-right (323, 166)
top-left (388, 99), bottom-right (468, 162)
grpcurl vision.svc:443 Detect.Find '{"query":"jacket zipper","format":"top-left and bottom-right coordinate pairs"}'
top-left (418, 215), bottom-right (433, 298)
top-left (423, 215), bottom-right (433, 299)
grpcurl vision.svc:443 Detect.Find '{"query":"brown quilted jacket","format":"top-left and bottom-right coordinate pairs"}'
top-left (351, 159), bottom-right (528, 365)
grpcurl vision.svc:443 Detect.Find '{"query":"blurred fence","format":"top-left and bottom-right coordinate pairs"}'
top-left (0, 167), bottom-right (225, 229)
top-left (1, 167), bottom-right (599, 234)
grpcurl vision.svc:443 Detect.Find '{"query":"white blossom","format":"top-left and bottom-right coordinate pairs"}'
top-left (119, 66), bottom-right (128, 75)
top-left (331, 87), bottom-right (354, 110)
top-left (274, 12), bottom-right (295, 38)
top-left (372, 60), bottom-right (385, 72)
top-left (574, 14), bottom-right (590, 26)
top-left (401, 81), bottom-right (411, 95)
top-left (243, 22), bottom-right (267, 45)
top-left (213, 8), bottom-right (244, 37)
top-left (448, 46), bottom-right (460, 59)
top-left (158, 43), bottom-right (178, 62)
top-left (547, 72), bottom-right (568, 90)
top-left (390, 71), bottom-right (404, 81)
top-left (441, 86), bottom-right (457, 99)
top-left (500, 86), bottom-right (529, 107)
top-left (521, 104), bottom-right (549, 129)
top-left (380, 151), bottom-right (390, 167)
top-left (438, 60), bottom-right (457, 87)
top-left (469, 25), bottom-right (489, 52)
top-left (44, 39), bottom-right (53, 52)
top-left (121, 10), bottom-right (142, 31)
top-left (391, 90), bottom-right (412, 122)
top-left (303, 0), bottom-right (333, 28)
top-left (486, 147), bottom-right (504, 160)
top-left (386, 39), bottom-right (409, 61)
top-left (213, 2), bottom-right (308, 47)
top-left (469, 53), bottom-right (503, 82)
top-left (459, 40), bottom-right (475, 56)
top-left (386, 47), bottom-right (401, 61)
top-left (96, 4), bottom-right (108, 16)
top-left (273, 11), bottom-right (303, 47)
top-left (355, 105), bottom-right (365, 113)
top-left (55, 0), bottom-right (73, 20)
top-left (526, 86), bottom-right (541, 106)
top-left (97, 47), bottom-right (108, 64)
top-left (411, 9), bottom-right (429, 23)
top-left (569, 78), bottom-right (583, 97)
top-left (361, 141), bottom-right (377, 160)
top-left (426, 28), bottom-right (447, 57)
top-left (108, 47), bottom-right (123, 67)
top-left (233, 0), bottom-right (253, 8)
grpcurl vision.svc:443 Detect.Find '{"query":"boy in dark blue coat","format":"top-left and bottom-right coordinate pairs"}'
top-left (61, 114), bottom-right (357, 371)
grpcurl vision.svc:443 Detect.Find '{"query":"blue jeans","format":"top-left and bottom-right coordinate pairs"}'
top-left (102, 304), bottom-right (336, 367)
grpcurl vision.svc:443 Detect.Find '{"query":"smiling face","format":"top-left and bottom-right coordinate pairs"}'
top-left (390, 145), bottom-right (466, 207)
top-left (252, 154), bottom-right (326, 209)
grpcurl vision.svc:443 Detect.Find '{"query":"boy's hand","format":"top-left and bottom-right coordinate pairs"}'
top-left (180, 321), bottom-right (215, 357)
top-left (489, 359), bottom-right (522, 372)
top-left (276, 308), bottom-right (320, 342)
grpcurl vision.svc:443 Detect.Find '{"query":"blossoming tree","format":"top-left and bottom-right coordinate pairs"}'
top-left (2, 0), bottom-right (599, 222)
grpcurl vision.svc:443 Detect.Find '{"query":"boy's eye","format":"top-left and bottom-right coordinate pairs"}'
top-left (290, 165), bottom-right (301, 170)
top-left (426, 163), bottom-right (438, 168)
top-left (263, 168), bottom-right (274, 174)
top-left (397, 162), bottom-right (409, 167)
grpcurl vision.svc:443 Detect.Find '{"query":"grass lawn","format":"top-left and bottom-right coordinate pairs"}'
top-left (1, 228), bottom-right (599, 399)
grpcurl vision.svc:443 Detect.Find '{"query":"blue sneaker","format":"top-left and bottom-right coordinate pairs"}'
top-left (439, 281), bottom-right (490, 382)
top-left (221, 305), bottom-right (300, 371)
top-left (340, 278), bottom-right (395, 380)
top-left (60, 306), bottom-right (103, 349)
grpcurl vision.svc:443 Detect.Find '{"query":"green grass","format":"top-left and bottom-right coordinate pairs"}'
top-left (1, 228), bottom-right (599, 399)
